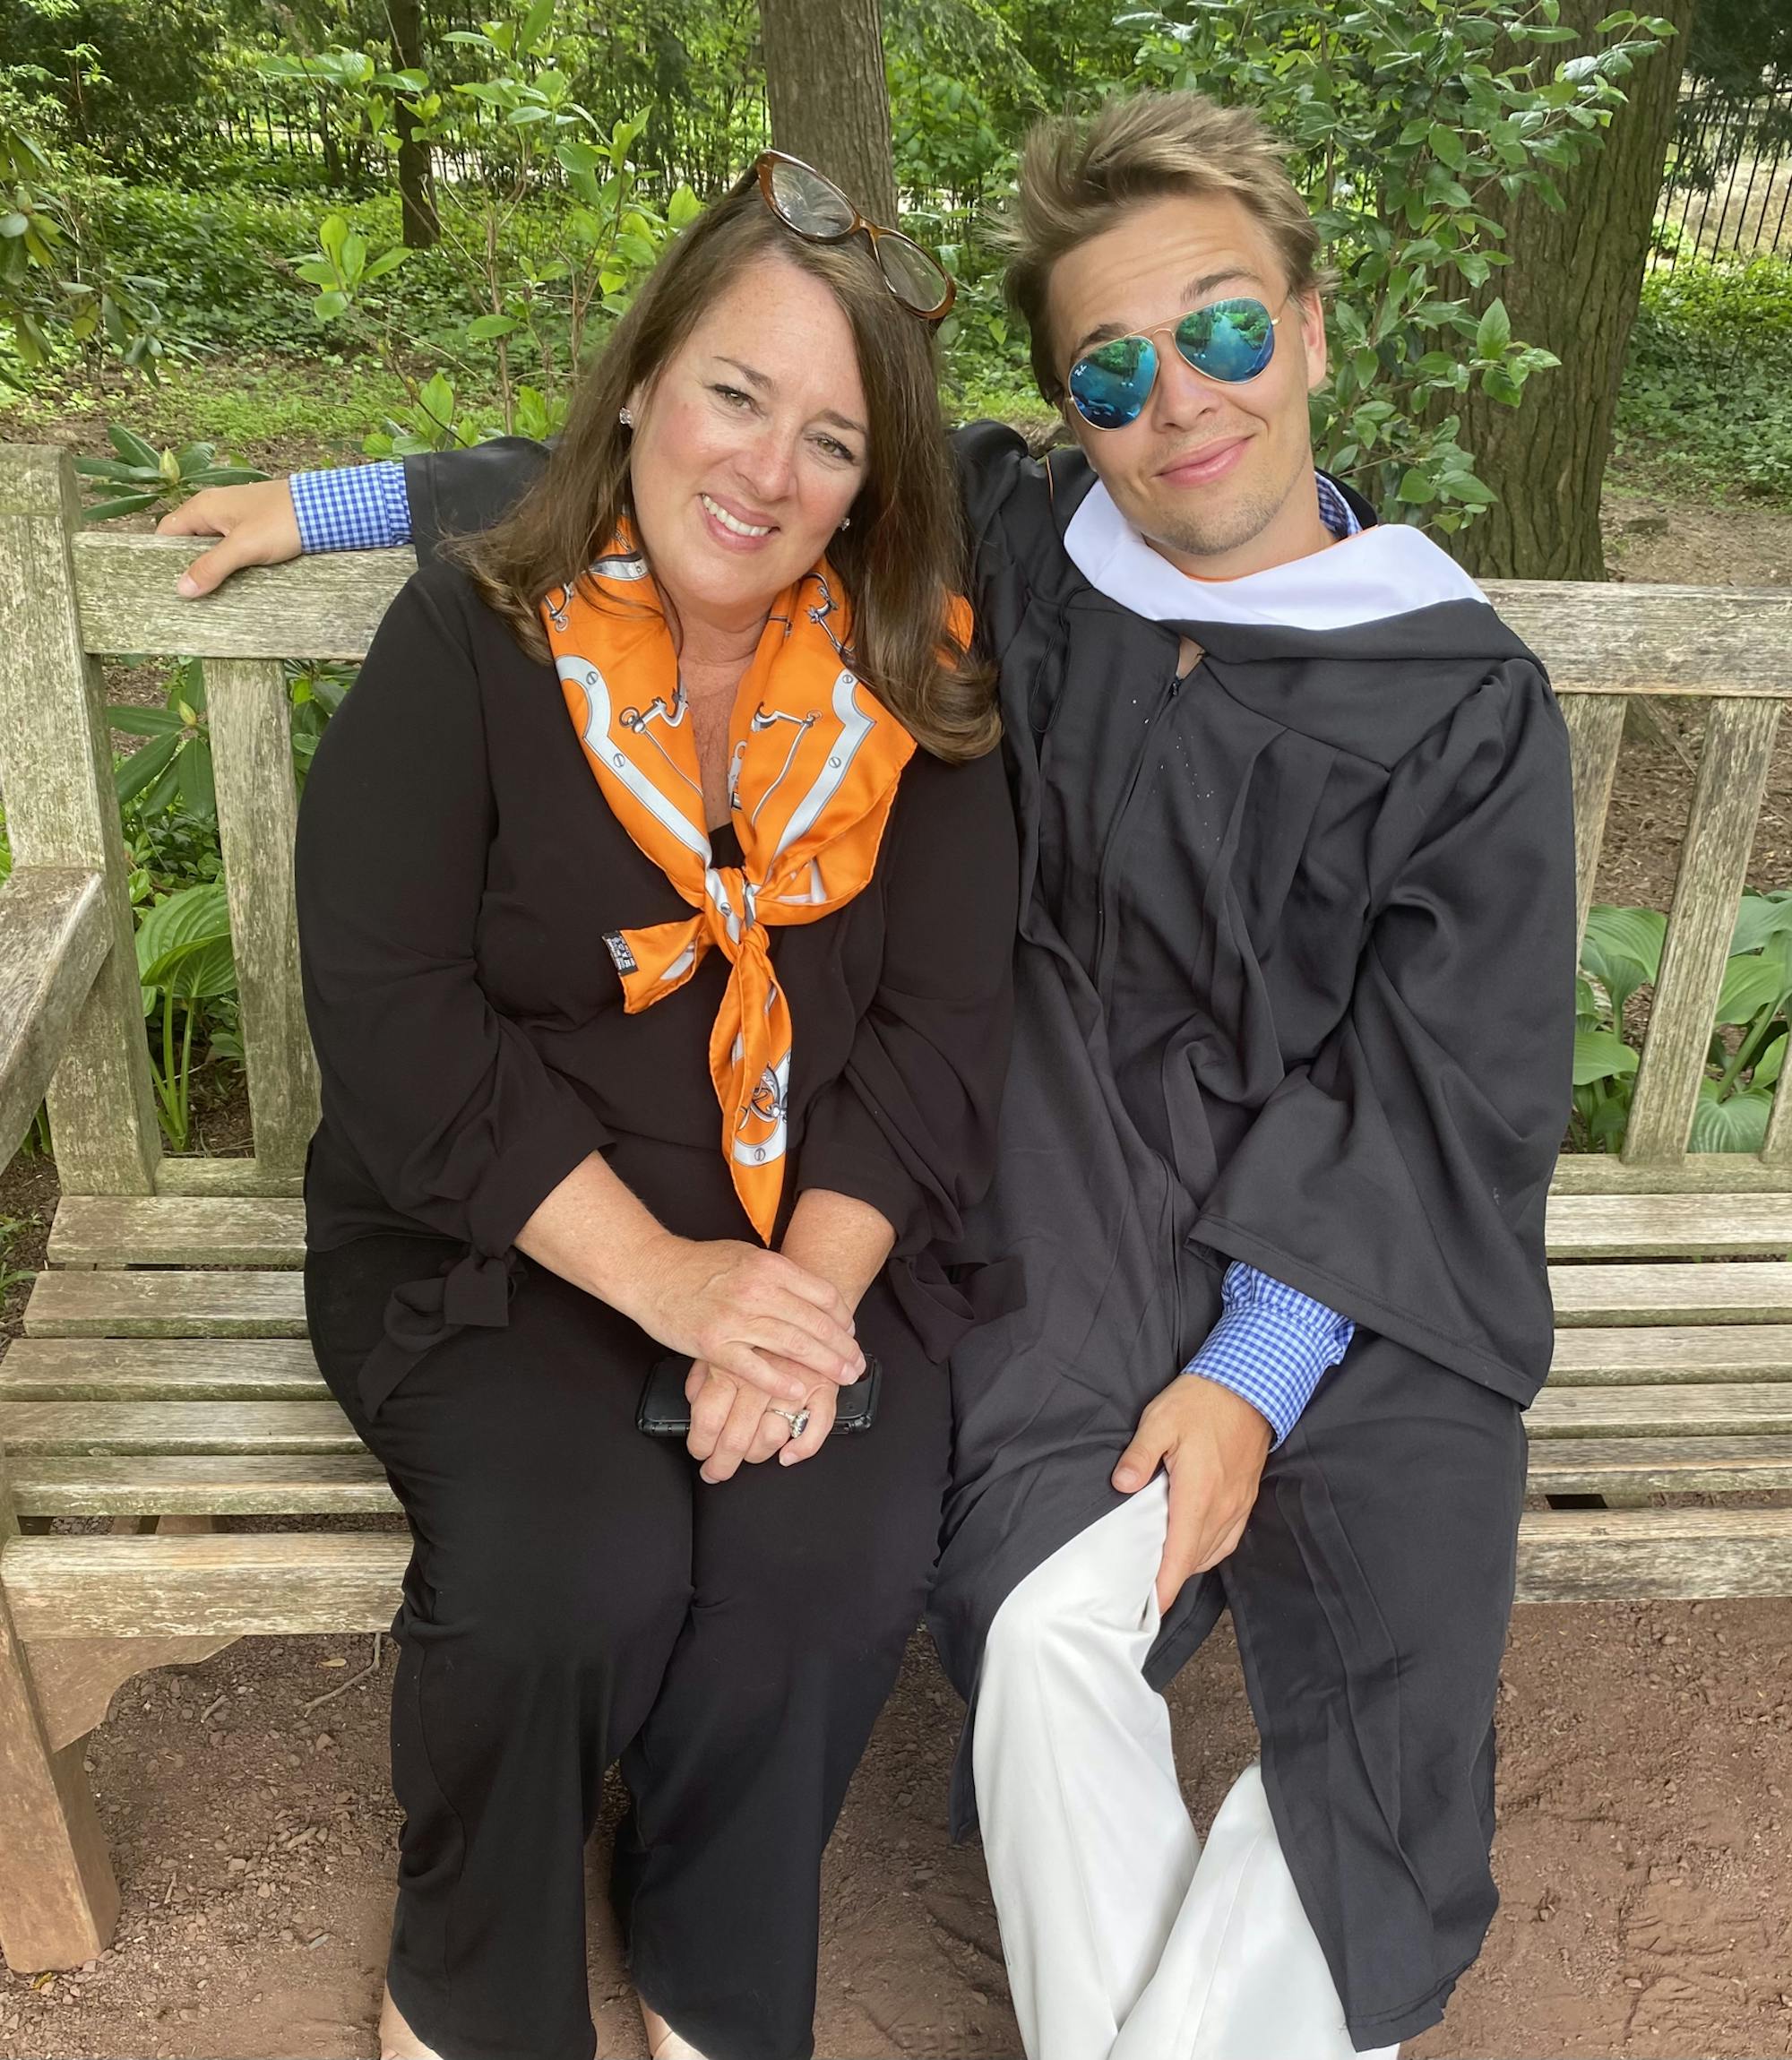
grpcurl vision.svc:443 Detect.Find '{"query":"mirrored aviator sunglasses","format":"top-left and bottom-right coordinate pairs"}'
top-left (1066, 297), bottom-right (1280, 431)
top-left (752, 150), bottom-right (956, 322)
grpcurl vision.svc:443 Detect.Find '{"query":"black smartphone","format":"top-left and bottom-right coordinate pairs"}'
top-left (636, 1351), bottom-right (881, 1438)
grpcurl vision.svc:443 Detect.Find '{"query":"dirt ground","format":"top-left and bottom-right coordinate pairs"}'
top-left (2, 468), bottom-right (1791, 2060)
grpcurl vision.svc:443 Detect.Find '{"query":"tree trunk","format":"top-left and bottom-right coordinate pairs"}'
top-left (1451, 0), bottom-right (1694, 581)
top-left (758, 0), bottom-right (899, 224)
top-left (389, 0), bottom-right (439, 250)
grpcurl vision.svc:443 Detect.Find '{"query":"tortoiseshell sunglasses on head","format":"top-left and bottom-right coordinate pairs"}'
top-left (740, 149), bottom-right (956, 323)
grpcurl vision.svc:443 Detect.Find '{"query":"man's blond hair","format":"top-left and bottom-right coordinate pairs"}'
top-left (1001, 91), bottom-right (1328, 405)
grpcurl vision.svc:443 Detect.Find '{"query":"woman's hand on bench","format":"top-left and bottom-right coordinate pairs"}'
top-left (159, 479), bottom-right (301, 598)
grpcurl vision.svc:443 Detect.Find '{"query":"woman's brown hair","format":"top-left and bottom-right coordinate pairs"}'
top-left (447, 182), bottom-right (999, 763)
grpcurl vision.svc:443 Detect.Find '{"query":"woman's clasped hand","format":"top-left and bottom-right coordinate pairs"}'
top-left (618, 1228), bottom-right (861, 1479)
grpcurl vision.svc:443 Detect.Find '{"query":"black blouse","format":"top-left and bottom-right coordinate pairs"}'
top-left (295, 563), bottom-right (1019, 1415)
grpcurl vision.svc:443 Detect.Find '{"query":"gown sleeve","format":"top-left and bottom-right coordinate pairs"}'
top-left (296, 565), bottom-right (614, 1414)
top-left (403, 438), bottom-right (551, 563)
top-left (1191, 659), bottom-right (1577, 1404)
top-left (796, 746), bottom-right (1021, 1360)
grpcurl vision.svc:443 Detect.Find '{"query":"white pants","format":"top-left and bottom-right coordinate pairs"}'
top-left (973, 1478), bottom-right (1400, 2060)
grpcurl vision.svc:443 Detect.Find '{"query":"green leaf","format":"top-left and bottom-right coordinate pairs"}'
top-left (1428, 124), bottom-right (1469, 172)
top-left (519, 0), bottom-right (554, 51)
top-left (1572, 1026), bottom-right (1639, 1087)
top-left (81, 492), bottom-right (160, 525)
top-left (1729, 892), bottom-right (1792, 960)
top-left (1688, 1082), bottom-right (1774, 1154)
top-left (465, 313), bottom-right (519, 340)
top-left (1395, 468), bottom-right (1438, 504)
top-left (1715, 935), bottom-right (1792, 1025)
top-left (105, 424), bottom-right (161, 470)
top-left (1751, 1033), bottom-right (1788, 1091)
top-left (1476, 298), bottom-right (1512, 357)
top-left (106, 706), bottom-right (185, 737)
top-left (1581, 904), bottom-right (1666, 1014)
top-left (115, 732), bottom-right (182, 808)
top-left (136, 881), bottom-right (235, 997)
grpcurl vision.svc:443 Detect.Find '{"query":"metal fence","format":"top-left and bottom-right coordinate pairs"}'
top-left (1659, 79), bottom-right (1792, 265)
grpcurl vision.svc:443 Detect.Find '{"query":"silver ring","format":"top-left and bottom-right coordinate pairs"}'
top-left (771, 1405), bottom-right (811, 1438)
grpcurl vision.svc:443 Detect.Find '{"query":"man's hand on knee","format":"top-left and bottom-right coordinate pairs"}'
top-left (1113, 1375), bottom-right (1272, 1612)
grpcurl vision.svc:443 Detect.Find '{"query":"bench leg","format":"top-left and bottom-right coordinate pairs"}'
top-left (0, 1583), bottom-right (119, 1971)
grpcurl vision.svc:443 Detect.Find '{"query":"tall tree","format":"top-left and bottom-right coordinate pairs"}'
top-left (1451, 0), bottom-right (1696, 581)
top-left (387, 0), bottom-right (439, 248)
top-left (758, 0), bottom-right (899, 222)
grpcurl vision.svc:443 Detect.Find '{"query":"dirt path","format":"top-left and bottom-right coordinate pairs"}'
top-left (2, 470), bottom-right (1791, 2060)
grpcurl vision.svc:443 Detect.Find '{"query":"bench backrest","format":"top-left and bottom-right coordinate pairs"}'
top-left (5, 442), bottom-right (1792, 1200)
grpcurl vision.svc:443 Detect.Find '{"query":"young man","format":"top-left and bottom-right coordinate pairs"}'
top-left (168, 91), bottom-right (1574, 2060)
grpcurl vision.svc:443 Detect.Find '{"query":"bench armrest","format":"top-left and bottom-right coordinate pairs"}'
top-left (0, 867), bottom-right (110, 1167)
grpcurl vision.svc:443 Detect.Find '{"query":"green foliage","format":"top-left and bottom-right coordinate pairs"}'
top-left (1617, 254), bottom-right (1792, 504)
top-left (269, 4), bottom-right (689, 447)
top-left (1121, 0), bottom-right (1679, 528)
top-left (1572, 893), bottom-right (1792, 1155)
top-left (75, 423), bottom-right (265, 522)
top-left (0, 114), bottom-right (175, 382)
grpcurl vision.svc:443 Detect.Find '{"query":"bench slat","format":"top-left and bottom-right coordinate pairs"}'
top-left (0, 1400), bottom-right (356, 1454)
top-left (8, 1453), bottom-right (397, 1516)
top-left (13, 1440), bottom-right (1787, 1511)
top-left (9, 1510), bottom-right (1791, 1639)
top-left (51, 1190), bottom-right (1792, 1270)
top-left (1546, 1325), bottom-right (1792, 1383)
top-left (0, 1338), bottom-right (324, 1398)
top-left (1548, 1262), bottom-right (1792, 1325)
top-left (22, 1270), bottom-right (306, 1335)
top-left (1512, 1509), bottom-right (1792, 1603)
top-left (1524, 1434), bottom-right (1792, 1493)
top-left (1545, 1194), bottom-right (1792, 1257)
top-left (47, 1196), bottom-right (307, 1269)
top-left (1528, 1382), bottom-right (1792, 1437)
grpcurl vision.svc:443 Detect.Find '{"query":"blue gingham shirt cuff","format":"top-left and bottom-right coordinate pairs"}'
top-left (1185, 1262), bottom-right (1355, 1445)
top-left (289, 461), bottom-right (412, 553)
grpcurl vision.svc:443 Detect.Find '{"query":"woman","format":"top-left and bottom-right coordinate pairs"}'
top-left (287, 160), bottom-right (1017, 2060)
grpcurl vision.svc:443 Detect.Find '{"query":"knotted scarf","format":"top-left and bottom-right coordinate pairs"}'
top-left (541, 531), bottom-right (918, 1243)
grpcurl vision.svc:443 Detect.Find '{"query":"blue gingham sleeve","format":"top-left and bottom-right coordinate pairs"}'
top-left (1185, 1262), bottom-right (1355, 1445)
top-left (290, 461), bottom-right (413, 553)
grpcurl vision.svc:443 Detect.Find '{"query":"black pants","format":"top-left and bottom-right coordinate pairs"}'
top-left (305, 1233), bottom-right (952, 2060)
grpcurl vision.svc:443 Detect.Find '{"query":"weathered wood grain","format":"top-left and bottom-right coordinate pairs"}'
top-left (205, 661), bottom-right (320, 1178)
top-left (72, 534), bottom-right (412, 661)
top-left (1551, 1157), bottom-right (1792, 1194)
top-left (0, 1401), bottom-right (357, 1456)
top-left (1624, 698), bottom-right (1784, 1166)
top-left (47, 1196), bottom-right (307, 1271)
top-left (1561, 694), bottom-right (1626, 950)
top-left (1512, 1508), bottom-right (1792, 1602)
top-left (0, 448), bottom-right (160, 1197)
top-left (1524, 1434), bottom-right (1792, 1495)
top-left (6, 1454), bottom-right (396, 1520)
top-left (0, 870), bottom-right (108, 1174)
top-left (60, 530), bottom-right (1792, 694)
top-left (1545, 1193), bottom-right (1792, 1257)
top-left (1548, 1261), bottom-right (1792, 1324)
top-left (22, 1271), bottom-right (307, 1337)
top-left (0, 1573), bottom-right (117, 1971)
top-left (5, 1512), bottom-right (1789, 1642)
top-left (1528, 1381), bottom-right (1792, 1437)
top-left (1546, 1324), bottom-right (1792, 1384)
top-left (25, 1635), bottom-right (235, 1755)
top-left (1478, 581), bottom-right (1792, 696)
top-left (153, 1159), bottom-right (302, 1198)
top-left (0, 1339), bottom-right (323, 1400)
top-left (0, 1532), bottom-right (409, 1639)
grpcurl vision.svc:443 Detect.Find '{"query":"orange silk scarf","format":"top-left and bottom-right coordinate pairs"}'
top-left (542, 534), bottom-right (918, 1244)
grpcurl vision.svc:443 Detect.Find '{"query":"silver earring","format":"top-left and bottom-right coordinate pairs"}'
top-left (619, 406), bottom-right (634, 427)
top-left (838, 513), bottom-right (851, 530)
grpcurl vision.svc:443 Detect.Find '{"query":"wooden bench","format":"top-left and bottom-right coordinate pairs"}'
top-left (4, 439), bottom-right (1792, 1973)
